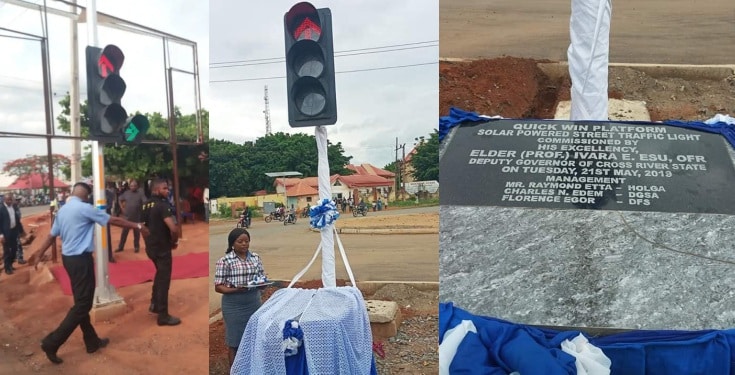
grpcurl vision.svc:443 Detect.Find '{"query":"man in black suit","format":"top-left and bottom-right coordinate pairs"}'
top-left (0, 192), bottom-right (26, 275)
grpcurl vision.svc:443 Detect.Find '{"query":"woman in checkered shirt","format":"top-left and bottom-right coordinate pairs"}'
top-left (214, 228), bottom-right (268, 368)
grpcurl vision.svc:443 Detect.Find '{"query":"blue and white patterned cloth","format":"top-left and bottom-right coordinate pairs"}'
top-left (231, 287), bottom-right (375, 375)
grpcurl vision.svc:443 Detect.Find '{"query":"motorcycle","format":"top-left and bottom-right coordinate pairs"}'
top-left (236, 212), bottom-right (251, 228)
top-left (283, 212), bottom-right (297, 225)
top-left (264, 210), bottom-right (285, 223)
top-left (353, 205), bottom-right (368, 217)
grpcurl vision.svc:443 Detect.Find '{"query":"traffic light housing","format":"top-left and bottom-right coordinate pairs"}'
top-left (121, 114), bottom-right (149, 145)
top-left (284, 2), bottom-right (337, 127)
top-left (86, 45), bottom-right (128, 142)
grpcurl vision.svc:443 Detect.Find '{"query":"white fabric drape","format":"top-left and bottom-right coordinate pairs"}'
top-left (568, 0), bottom-right (612, 121)
top-left (561, 334), bottom-right (612, 375)
top-left (315, 126), bottom-right (336, 287)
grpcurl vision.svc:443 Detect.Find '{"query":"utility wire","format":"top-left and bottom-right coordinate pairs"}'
top-left (210, 40), bottom-right (438, 66)
top-left (211, 44), bottom-right (438, 69)
top-left (210, 61), bottom-right (437, 83)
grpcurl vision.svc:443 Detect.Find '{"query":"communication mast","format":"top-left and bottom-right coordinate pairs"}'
top-left (264, 85), bottom-right (272, 135)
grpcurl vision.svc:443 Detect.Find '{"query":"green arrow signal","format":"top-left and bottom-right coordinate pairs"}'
top-left (125, 123), bottom-right (139, 141)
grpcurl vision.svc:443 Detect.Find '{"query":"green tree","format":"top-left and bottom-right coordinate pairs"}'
top-left (383, 160), bottom-right (398, 173)
top-left (56, 93), bottom-right (208, 182)
top-left (409, 130), bottom-right (439, 181)
top-left (209, 132), bottom-right (353, 198)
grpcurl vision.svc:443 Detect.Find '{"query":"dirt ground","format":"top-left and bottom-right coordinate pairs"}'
top-left (0, 212), bottom-right (209, 374)
top-left (337, 212), bottom-right (439, 230)
top-left (209, 280), bottom-right (438, 375)
top-left (440, 57), bottom-right (735, 121)
top-left (440, 0), bottom-right (735, 64)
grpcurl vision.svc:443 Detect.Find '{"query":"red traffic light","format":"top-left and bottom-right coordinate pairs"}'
top-left (98, 45), bottom-right (124, 78)
top-left (286, 2), bottom-right (321, 41)
top-left (284, 4), bottom-right (337, 127)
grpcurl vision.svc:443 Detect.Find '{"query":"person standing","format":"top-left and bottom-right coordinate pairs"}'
top-left (214, 228), bottom-right (266, 368)
top-left (0, 192), bottom-right (26, 275)
top-left (30, 182), bottom-right (148, 364)
top-left (142, 179), bottom-right (181, 326)
top-left (15, 201), bottom-right (27, 265)
top-left (115, 180), bottom-right (146, 253)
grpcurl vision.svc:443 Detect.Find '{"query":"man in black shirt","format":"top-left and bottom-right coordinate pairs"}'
top-left (141, 179), bottom-right (180, 326)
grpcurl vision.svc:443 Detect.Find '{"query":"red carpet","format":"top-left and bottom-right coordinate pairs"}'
top-left (49, 252), bottom-right (209, 295)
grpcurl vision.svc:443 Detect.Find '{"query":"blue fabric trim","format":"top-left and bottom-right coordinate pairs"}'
top-left (440, 302), bottom-right (735, 375)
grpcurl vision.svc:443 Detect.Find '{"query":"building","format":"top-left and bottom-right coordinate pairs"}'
top-left (273, 164), bottom-right (397, 209)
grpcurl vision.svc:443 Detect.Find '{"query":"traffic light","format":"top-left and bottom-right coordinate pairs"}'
top-left (86, 45), bottom-right (149, 144)
top-left (284, 2), bottom-right (337, 127)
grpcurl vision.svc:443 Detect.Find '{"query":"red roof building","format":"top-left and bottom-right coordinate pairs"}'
top-left (346, 163), bottom-right (395, 179)
top-left (7, 173), bottom-right (69, 190)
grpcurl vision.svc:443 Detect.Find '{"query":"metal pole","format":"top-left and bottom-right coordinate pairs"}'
top-left (167, 67), bottom-right (182, 234)
top-left (394, 137), bottom-right (398, 201)
top-left (87, 0), bottom-right (122, 306)
top-left (69, 0), bottom-right (82, 182)
top-left (40, 36), bottom-right (58, 263)
top-left (192, 44), bottom-right (203, 144)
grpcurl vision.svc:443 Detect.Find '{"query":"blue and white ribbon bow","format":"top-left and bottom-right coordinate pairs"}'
top-left (282, 320), bottom-right (303, 357)
top-left (309, 198), bottom-right (340, 229)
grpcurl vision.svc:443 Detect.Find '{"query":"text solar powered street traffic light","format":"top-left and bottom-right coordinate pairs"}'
top-left (86, 45), bottom-right (128, 142)
top-left (284, 2), bottom-right (337, 127)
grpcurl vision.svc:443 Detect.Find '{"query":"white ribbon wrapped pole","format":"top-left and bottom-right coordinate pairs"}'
top-left (315, 126), bottom-right (336, 287)
top-left (568, 0), bottom-right (612, 121)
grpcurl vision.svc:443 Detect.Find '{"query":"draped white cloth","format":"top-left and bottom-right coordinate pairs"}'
top-left (315, 126), bottom-right (336, 287)
top-left (568, 0), bottom-right (612, 121)
top-left (231, 125), bottom-right (372, 374)
top-left (561, 334), bottom-right (612, 375)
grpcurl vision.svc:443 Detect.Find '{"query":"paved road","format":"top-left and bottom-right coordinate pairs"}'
top-left (208, 206), bottom-right (439, 314)
top-left (440, 0), bottom-right (735, 64)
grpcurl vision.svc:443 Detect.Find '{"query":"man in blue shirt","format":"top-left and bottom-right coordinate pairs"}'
top-left (30, 182), bottom-right (149, 364)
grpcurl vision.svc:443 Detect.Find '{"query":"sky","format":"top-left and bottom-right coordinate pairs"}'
top-left (0, 0), bottom-right (209, 176)
top-left (209, 0), bottom-right (439, 169)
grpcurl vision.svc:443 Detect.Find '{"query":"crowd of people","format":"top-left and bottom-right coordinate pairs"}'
top-left (0, 176), bottom-right (209, 365)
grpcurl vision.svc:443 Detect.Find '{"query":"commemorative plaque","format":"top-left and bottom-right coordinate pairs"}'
top-left (440, 119), bottom-right (735, 214)
top-left (440, 119), bottom-right (735, 330)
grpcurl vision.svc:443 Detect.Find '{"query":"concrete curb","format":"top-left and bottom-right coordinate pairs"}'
top-left (440, 58), bottom-right (735, 81)
top-left (209, 311), bottom-right (223, 324)
top-left (309, 227), bottom-right (437, 234)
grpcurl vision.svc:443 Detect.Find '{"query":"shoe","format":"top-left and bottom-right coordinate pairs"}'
top-left (40, 343), bottom-right (63, 364)
top-left (17, 259), bottom-right (26, 265)
top-left (134, 247), bottom-right (140, 253)
top-left (5, 269), bottom-right (13, 275)
top-left (86, 337), bottom-right (110, 354)
top-left (157, 315), bottom-right (181, 326)
top-left (148, 303), bottom-right (157, 314)
top-left (114, 248), bottom-right (124, 253)
top-left (109, 257), bottom-right (116, 263)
